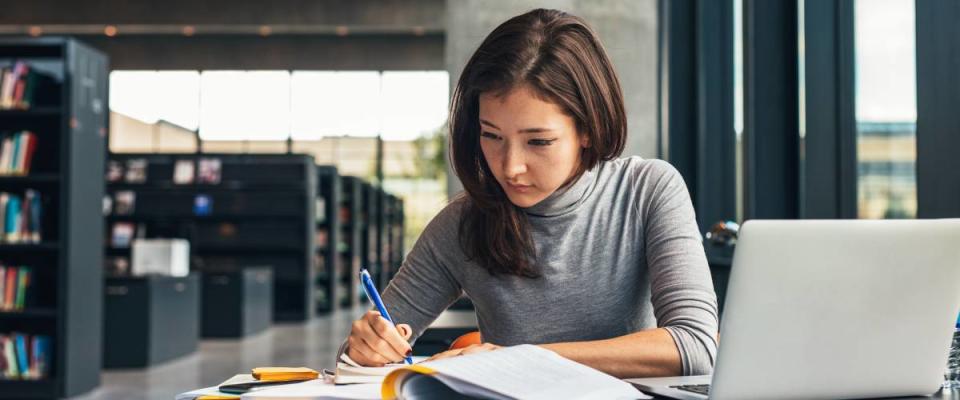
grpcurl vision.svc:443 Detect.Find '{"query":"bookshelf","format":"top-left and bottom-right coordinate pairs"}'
top-left (314, 165), bottom-right (340, 313)
top-left (381, 193), bottom-right (405, 288)
top-left (0, 38), bottom-right (107, 399)
top-left (104, 153), bottom-right (316, 322)
top-left (360, 182), bottom-right (381, 292)
top-left (338, 176), bottom-right (363, 308)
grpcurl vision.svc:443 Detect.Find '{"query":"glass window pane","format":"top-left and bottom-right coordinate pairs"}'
top-left (290, 71), bottom-right (381, 140)
top-left (200, 71), bottom-right (291, 141)
top-left (854, 0), bottom-right (917, 219)
top-left (380, 71), bottom-right (449, 141)
top-left (109, 71), bottom-right (200, 130)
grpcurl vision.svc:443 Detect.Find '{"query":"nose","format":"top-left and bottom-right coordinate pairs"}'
top-left (502, 143), bottom-right (527, 179)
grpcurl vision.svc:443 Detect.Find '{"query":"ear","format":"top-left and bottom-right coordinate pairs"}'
top-left (579, 134), bottom-right (591, 148)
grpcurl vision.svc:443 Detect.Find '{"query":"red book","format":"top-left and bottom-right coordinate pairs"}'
top-left (20, 132), bottom-right (36, 174)
top-left (3, 267), bottom-right (15, 310)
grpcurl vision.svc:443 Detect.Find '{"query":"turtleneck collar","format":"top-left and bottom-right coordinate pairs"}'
top-left (521, 163), bottom-right (599, 217)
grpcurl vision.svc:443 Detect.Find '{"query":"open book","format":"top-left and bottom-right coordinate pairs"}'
top-left (380, 344), bottom-right (649, 400)
top-left (335, 353), bottom-right (412, 384)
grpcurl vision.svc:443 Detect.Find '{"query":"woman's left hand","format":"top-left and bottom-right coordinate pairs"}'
top-left (425, 343), bottom-right (502, 362)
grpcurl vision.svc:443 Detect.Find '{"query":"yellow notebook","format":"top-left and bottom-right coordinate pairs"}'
top-left (381, 345), bottom-right (648, 399)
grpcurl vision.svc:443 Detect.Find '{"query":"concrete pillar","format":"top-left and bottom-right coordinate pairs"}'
top-left (445, 0), bottom-right (659, 198)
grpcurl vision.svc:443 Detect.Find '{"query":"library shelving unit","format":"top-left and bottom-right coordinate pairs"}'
top-left (104, 153), bottom-right (316, 322)
top-left (380, 193), bottom-right (405, 288)
top-left (0, 38), bottom-right (107, 399)
top-left (338, 176), bottom-right (363, 308)
top-left (360, 182), bottom-right (382, 292)
top-left (314, 165), bottom-right (340, 313)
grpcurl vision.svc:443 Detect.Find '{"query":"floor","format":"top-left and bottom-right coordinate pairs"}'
top-left (70, 307), bottom-right (367, 400)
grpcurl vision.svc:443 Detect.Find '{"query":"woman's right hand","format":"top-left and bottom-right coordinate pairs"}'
top-left (346, 310), bottom-right (414, 367)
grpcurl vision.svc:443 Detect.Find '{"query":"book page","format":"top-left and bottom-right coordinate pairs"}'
top-left (241, 379), bottom-right (380, 399)
top-left (411, 344), bottom-right (649, 400)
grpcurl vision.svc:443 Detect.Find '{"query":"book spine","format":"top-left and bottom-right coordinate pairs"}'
top-left (0, 265), bottom-right (5, 310)
top-left (0, 192), bottom-right (8, 243)
top-left (3, 268), bottom-right (14, 310)
top-left (10, 132), bottom-right (21, 176)
top-left (15, 267), bottom-right (29, 310)
top-left (3, 336), bottom-right (15, 378)
top-left (21, 131), bottom-right (36, 174)
top-left (14, 334), bottom-right (27, 379)
top-left (34, 336), bottom-right (48, 379)
top-left (0, 135), bottom-right (10, 174)
top-left (1, 67), bottom-right (12, 109)
top-left (29, 191), bottom-right (41, 243)
top-left (5, 196), bottom-right (19, 243)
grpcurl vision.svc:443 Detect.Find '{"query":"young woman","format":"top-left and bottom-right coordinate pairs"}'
top-left (343, 8), bottom-right (718, 378)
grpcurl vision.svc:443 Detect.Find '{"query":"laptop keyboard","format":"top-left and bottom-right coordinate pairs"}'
top-left (670, 384), bottom-right (711, 396)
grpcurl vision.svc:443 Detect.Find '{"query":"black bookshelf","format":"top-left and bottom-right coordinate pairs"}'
top-left (381, 194), bottom-right (405, 288)
top-left (360, 182), bottom-right (382, 293)
top-left (338, 176), bottom-right (363, 308)
top-left (104, 153), bottom-right (316, 322)
top-left (314, 165), bottom-right (340, 313)
top-left (0, 38), bottom-right (107, 399)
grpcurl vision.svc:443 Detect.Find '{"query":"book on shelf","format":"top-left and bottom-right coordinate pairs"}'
top-left (0, 190), bottom-right (43, 244)
top-left (315, 197), bottom-right (326, 224)
top-left (0, 61), bottom-right (54, 111)
top-left (104, 256), bottom-right (130, 276)
top-left (102, 195), bottom-right (112, 216)
top-left (0, 131), bottom-right (37, 176)
top-left (0, 265), bottom-right (32, 311)
top-left (0, 333), bottom-right (51, 380)
top-left (110, 222), bottom-right (135, 248)
top-left (124, 158), bottom-right (147, 183)
top-left (106, 160), bottom-right (123, 183)
top-left (173, 159), bottom-right (195, 185)
top-left (193, 194), bottom-right (212, 216)
top-left (315, 229), bottom-right (328, 249)
top-left (113, 190), bottom-right (135, 215)
top-left (197, 157), bottom-right (222, 184)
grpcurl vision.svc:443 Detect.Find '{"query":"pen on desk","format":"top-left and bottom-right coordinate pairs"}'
top-left (359, 268), bottom-right (413, 364)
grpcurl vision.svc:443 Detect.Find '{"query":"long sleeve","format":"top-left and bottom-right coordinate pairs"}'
top-left (379, 202), bottom-right (465, 342)
top-left (640, 160), bottom-right (720, 376)
top-left (336, 201), bottom-right (465, 363)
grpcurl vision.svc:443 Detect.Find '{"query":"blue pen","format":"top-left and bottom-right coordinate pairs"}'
top-left (359, 268), bottom-right (412, 364)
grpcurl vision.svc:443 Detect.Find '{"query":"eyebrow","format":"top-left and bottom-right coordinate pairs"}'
top-left (479, 119), bottom-right (554, 134)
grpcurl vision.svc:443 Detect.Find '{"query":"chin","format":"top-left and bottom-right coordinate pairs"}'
top-left (505, 192), bottom-right (547, 208)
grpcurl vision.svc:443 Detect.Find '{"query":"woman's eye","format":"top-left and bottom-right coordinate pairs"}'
top-left (481, 132), bottom-right (500, 140)
top-left (529, 139), bottom-right (556, 146)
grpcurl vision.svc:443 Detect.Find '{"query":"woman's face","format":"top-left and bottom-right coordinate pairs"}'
top-left (478, 85), bottom-right (588, 208)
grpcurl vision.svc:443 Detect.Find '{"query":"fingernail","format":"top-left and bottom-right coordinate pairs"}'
top-left (405, 349), bottom-right (413, 357)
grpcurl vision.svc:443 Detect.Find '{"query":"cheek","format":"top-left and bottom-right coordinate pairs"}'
top-left (479, 142), bottom-right (501, 174)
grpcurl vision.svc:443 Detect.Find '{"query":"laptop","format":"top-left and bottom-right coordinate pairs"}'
top-left (628, 219), bottom-right (960, 400)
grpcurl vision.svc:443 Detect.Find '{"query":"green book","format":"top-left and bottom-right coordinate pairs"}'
top-left (15, 267), bottom-right (29, 310)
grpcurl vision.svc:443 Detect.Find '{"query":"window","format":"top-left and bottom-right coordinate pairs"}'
top-left (854, 0), bottom-right (917, 219)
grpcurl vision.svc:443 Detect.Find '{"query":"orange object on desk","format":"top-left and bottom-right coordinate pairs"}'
top-left (250, 367), bottom-right (319, 382)
top-left (449, 331), bottom-right (482, 350)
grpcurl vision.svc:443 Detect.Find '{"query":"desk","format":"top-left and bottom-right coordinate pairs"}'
top-left (412, 309), bottom-right (478, 356)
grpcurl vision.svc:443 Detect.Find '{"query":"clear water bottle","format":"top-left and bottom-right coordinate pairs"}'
top-left (944, 314), bottom-right (960, 389)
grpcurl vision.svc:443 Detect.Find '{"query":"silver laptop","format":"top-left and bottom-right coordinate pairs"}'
top-left (628, 219), bottom-right (960, 400)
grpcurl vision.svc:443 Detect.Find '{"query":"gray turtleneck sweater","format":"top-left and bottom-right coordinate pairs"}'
top-left (376, 156), bottom-right (719, 376)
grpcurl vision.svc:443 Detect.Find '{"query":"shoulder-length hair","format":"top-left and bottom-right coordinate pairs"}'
top-left (450, 8), bottom-right (627, 277)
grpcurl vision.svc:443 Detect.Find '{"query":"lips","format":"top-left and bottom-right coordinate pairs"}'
top-left (506, 182), bottom-right (533, 193)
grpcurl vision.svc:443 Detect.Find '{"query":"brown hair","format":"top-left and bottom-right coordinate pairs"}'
top-left (450, 8), bottom-right (627, 277)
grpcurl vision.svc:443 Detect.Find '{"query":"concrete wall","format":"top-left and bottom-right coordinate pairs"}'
top-left (444, 0), bottom-right (659, 197)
